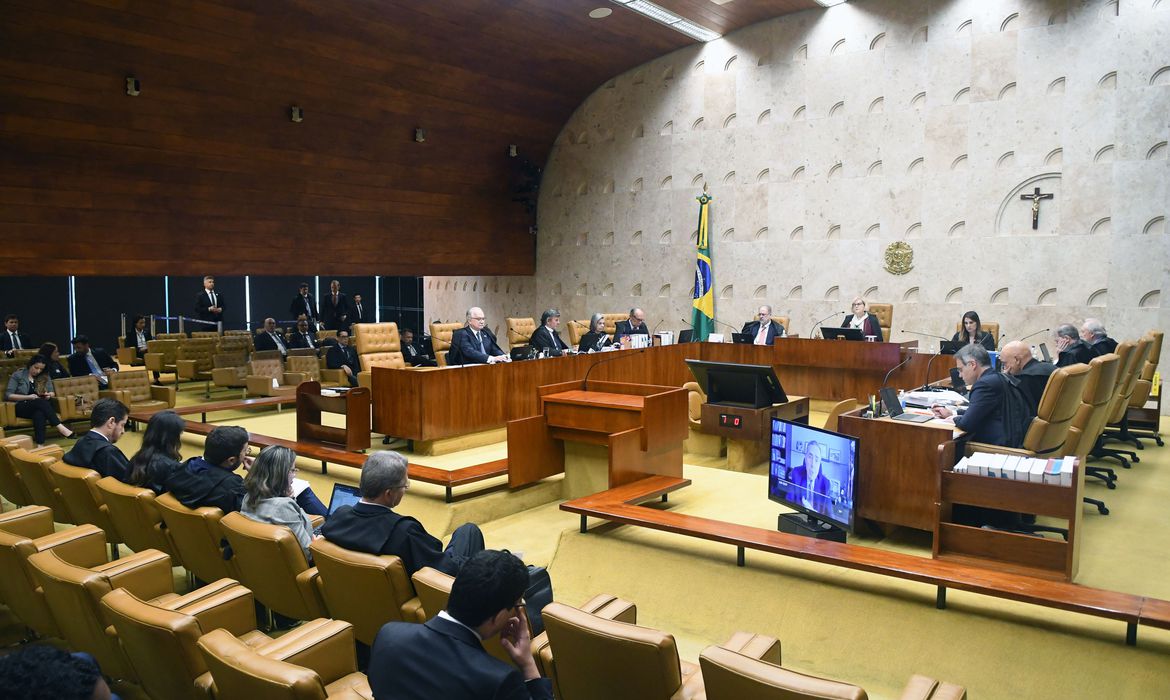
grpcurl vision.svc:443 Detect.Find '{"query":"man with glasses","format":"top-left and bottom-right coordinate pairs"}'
top-left (448, 306), bottom-right (508, 365)
top-left (369, 549), bottom-right (551, 700)
top-left (741, 304), bottom-right (785, 345)
top-left (326, 330), bottom-right (361, 386)
top-left (321, 450), bottom-right (485, 576)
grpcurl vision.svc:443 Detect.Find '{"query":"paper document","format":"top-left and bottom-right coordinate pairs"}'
top-left (292, 477), bottom-right (311, 498)
top-left (903, 390), bottom-right (967, 408)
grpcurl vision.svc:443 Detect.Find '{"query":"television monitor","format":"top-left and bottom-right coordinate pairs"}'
top-left (768, 418), bottom-right (859, 532)
top-left (678, 329), bottom-right (694, 344)
top-left (685, 359), bottom-right (787, 408)
top-left (821, 326), bottom-right (864, 341)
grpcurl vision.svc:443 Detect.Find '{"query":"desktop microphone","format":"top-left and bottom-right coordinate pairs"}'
top-left (714, 318), bottom-right (741, 335)
top-left (873, 351), bottom-right (915, 417)
top-left (582, 346), bottom-right (649, 390)
top-left (679, 317), bottom-right (693, 327)
top-left (651, 319), bottom-right (664, 335)
top-left (901, 329), bottom-right (951, 343)
top-left (995, 333), bottom-right (1007, 351)
top-left (809, 311), bottom-right (845, 339)
top-left (919, 349), bottom-right (946, 391)
top-left (1018, 327), bottom-right (1050, 343)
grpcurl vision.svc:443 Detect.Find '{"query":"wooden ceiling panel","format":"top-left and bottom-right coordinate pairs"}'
top-left (651, 1), bottom-right (822, 36)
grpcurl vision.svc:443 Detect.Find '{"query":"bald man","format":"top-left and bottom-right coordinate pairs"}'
top-left (1000, 340), bottom-right (1055, 412)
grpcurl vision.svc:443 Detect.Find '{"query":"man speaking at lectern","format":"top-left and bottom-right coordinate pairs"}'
top-left (449, 307), bottom-right (508, 365)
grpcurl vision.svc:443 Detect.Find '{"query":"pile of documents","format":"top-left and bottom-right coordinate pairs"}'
top-left (952, 452), bottom-right (1076, 487)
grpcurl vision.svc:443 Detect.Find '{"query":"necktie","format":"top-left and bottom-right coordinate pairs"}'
top-left (356, 305), bottom-right (362, 318)
top-left (210, 291), bottom-right (216, 308)
top-left (272, 333), bottom-right (285, 352)
top-left (86, 352), bottom-right (102, 377)
top-left (476, 332), bottom-right (485, 352)
top-left (11, 332), bottom-right (19, 350)
top-left (755, 323), bottom-right (769, 345)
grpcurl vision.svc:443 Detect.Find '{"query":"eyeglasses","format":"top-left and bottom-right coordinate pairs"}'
top-left (469, 316), bottom-right (486, 322)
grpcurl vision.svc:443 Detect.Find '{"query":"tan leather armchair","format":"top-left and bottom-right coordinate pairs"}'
top-left (1125, 330), bottom-right (1164, 446)
top-left (103, 370), bottom-right (177, 412)
top-left (177, 338), bottom-right (219, 392)
top-left (216, 333), bottom-right (253, 355)
top-left (0, 506), bottom-right (107, 638)
top-left (211, 350), bottom-right (250, 395)
top-left (102, 583), bottom-right (267, 700)
top-left (48, 462), bottom-right (122, 557)
top-left (155, 493), bottom-right (238, 584)
top-left (96, 476), bottom-right (176, 558)
top-left (1094, 338), bottom-right (1150, 467)
top-left (963, 363), bottom-right (1092, 459)
top-left (155, 332), bottom-right (188, 340)
top-left (116, 336), bottom-right (144, 367)
top-left (27, 545), bottom-right (179, 680)
top-left (0, 435), bottom-right (39, 507)
top-left (699, 643), bottom-right (966, 700)
top-left (220, 511), bottom-right (328, 622)
top-left (288, 354), bottom-right (342, 388)
top-left (245, 357), bottom-right (306, 397)
top-left (310, 539), bottom-right (425, 645)
top-left (144, 338), bottom-right (180, 382)
top-left (353, 322), bottom-right (409, 386)
top-left (429, 322), bottom-right (464, 367)
top-left (823, 399), bottom-right (858, 432)
top-left (356, 351), bottom-right (406, 388)
top-left (10, 446), bottom-right (73, 523)
top-left (190, 331), bottom-right (220, 339)
top-left (1060, 354), bottom-right (1121, 514)
top-left (50, 375), bottom-right (101, 422)
top-left (868, 302), bottom-right (893, 342)
top-left (540, 600), bottom-right (706, 700)
top-left (197, 620), bottom-right (372, 699)
top-left (531, 594), bottom-right (640, 694)
top-left (507, 317), bottom-right (537, 348)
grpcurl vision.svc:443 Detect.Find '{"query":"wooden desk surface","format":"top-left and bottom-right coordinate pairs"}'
top-left (543, 390), bottom-right (646, 410)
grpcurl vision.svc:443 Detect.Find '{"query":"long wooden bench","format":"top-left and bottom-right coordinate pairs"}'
top-left (562, 475), bottom-right (1170, 646)
top-left (130, 395), bottom-right (295, 424)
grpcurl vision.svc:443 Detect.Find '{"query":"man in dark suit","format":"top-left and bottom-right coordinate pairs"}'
top-left (351, 294), bottom-right (370, 325)
top-left (448, 307), bottom-right (508, 365)
top-left (67, 335), bottom-right (118, 388)
top-left (63, 398), bottom-right (130, 481)
top-left (784, 440), bottom-right (831, 514)
top-left (194, 276), bottom-right (223, 325)
top-left (287, 318), bottom-right (319, 353)
top-left (1055, 323), bottom-right (1095, 367)
top-left (613, 307), bottom-right (649, 339)
top-left (400, 329), bottom-right (437, 367)
top-left (254, 318), bottom-right (289, 359)
top-left (741, 305), bottom-right (785, 345)
top-left (322, 451), bottom-right (484, 577)
top-left (1082, 318), bottom-right (1118, 356)
top-left (320, 279), bottom-right (352, 331)
top-left (1001, 341), bottom-right (1055, 412)
top-left (369, 549), bottom-right (553, 700)
top-left (1, 314), bottom-right (31, 357)
top-left (288, 282), bottom-right (319, 333)
top-left (931, 345), bottom-right (1014, 446)
top-left (163, 425), bottom-right (251, 514)
top-left (326, 329), bottom-right (360, 386)
top-left (528, 309), bottom-right (570, 357)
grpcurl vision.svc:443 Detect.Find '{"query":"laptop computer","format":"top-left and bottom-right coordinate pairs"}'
top-left (327, 483), bottom-right (362, 515)
top-left (938, 340), bottom-right (962, 355)
top-left (821, 326), bottom-right (864, 341)
top-left (880, 387), bottom-right (934, 422)
top-left (1039, 342), bottom-right (1052, 363)
top-left (678, 329), bottom-right (693, 344)
top-left (731, 333), bottom-right (753, 344)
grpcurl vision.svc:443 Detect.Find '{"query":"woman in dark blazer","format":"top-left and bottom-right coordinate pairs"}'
top-left (124, 314), bottom-right (153, 359)
top-left (37, 342), bottom-right (69, 379)
top-left (951, 310), bottom-right (996, 350)
top-left (840, 297), bottom-right (883, 342)
top-left (577, 313), bottom-right (614, 353)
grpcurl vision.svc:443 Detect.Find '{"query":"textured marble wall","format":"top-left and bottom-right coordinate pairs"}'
top-left (427, 0), bottom-right (1169, 364)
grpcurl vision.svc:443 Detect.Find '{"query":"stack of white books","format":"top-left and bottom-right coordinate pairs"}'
top-left (952, 453), bottom-right (1076, 487)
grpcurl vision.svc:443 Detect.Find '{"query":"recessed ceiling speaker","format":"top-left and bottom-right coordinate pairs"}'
top-left (290, 105), bottom-right (304, 123)
top-left (125, 76), bottom-right (141, 96)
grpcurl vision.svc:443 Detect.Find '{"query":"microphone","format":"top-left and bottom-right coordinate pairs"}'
top-left (881, 351), bottom-right (915, 392)
top-left (1019, 327), bottom-right (1050, 343)
top-left (583, 347), bottom-right (649, 390)
top-left (919, 350), bottom-right (946, 391)
top-left (995, 333), bottom-right (1007, 351)
top-left (810, 311), bottom-right (844, 339)
top-left (679, 317), bottom-right (693, 327)
top-left (714, 319), bottom-right (741, 335)
top-left (901, 329), bottom-right (950, 343)
top-left (651, 319), bottom-right (664, 334)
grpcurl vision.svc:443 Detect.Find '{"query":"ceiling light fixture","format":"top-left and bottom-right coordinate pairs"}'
top-left (813, 0), bottom-right (848, 7)
top-left (588, 8), bottom-right (612, 19)
top-left (609, 0), bottom-right (721, 42)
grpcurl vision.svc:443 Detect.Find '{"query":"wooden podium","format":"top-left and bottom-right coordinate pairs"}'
top-left (296, 382), bottom-right (371, 455)
top-left (506, 380), bottom-right (687, 495)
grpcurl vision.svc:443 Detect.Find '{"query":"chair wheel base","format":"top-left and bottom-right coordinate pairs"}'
top-left (1107, 481), bottom-right (1116, 489)
top-left (1099, 506), bottom-right (1110, 515)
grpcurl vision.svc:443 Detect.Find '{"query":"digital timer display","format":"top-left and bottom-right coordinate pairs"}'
top-left (718, 413), bottom-right (743, 429)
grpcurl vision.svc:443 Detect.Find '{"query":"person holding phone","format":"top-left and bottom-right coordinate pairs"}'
top-left (4, 354), bottom-right (76, 446)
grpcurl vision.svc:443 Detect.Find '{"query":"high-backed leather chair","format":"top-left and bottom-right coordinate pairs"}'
top-left (530, 594), bottom-right (641, 694)
top-left (1096, 337), bottom-right (1151, 466)
top-left (0, 506), bottom-right (106, 638)
top-left (155, 332), bottom-right (188, 340)
top-left (155, 493), bottom-right (238, 583)
top-left (10, 447), bottom-right (74, 523)
top-left (217, 333), bottom-right (253, 356)
top-left (102, 583), bottom-right (266, 700)
top-left (1105, 333), bottom-right (1160, 449)
top-left (953, 321), bottom-right (1000, 349)
top-left (351, 322), bottom-right (408, 387)
top-left (219, 511), bottom-right (328, 622)
top-left (506, 317), bottom-right (537, 348)
top-left (144, 338), bottom-right (180, 382)
top-left (867, 302), bottom-right (893, 342)
top-left (0, 436), bottom-right (39, 507)
top-left (1088, 340), bottom-right (1139, 469)
top-left (1060, 354), bottom-right (1121, 515)
top-left (104, 370), bottom-right (177, 412)
top-left (310, 539), bottom-right (425, 645)
top-left (197, 621), bottom-right (372, 699)
top-left (177, 338), bottom-right (219, 392)
top-left (699, 644), bottom-right (966, 700)
top-left (48, 462), bottom-right (122, 558)
top-left (540, 600), bottom-right (706, 700)
top-left (27, 545), bottom-right (182, 680)
top-left (211, 350), bottom-right (250, 394)
top-left (287, 354), bottom-right (341, 388)
top-left (429, 322), bottom-right (464, 367)
top-left (963, 363), bottom-right (1091, 459)
top-left (1124, 330), bottom-right (1164, 446)
top-left (50, 375), bottom-right (101, 423)
top-left (823, 398), bottom-right (858, 432)
top-left (245, 357), bottom-right (306, 397)
top-left (96, 476), bottom-right (176, 557)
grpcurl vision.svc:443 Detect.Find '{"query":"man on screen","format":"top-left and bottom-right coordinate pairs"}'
top-left (785, 441), bottom-right (831, 514)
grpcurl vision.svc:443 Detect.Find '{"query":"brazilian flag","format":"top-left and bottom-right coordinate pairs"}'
top-left (690, 191), bottom-right (715, 340)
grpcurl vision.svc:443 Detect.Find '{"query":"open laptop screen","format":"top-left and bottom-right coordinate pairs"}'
top-left (327, 483), bottom-right (362, 515)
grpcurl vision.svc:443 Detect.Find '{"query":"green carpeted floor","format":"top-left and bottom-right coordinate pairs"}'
top-left (6, 389), bottom-right (1170, 698)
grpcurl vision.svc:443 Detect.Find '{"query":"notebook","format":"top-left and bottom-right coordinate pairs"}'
top-left (327, 483), bottom-right (362, 515)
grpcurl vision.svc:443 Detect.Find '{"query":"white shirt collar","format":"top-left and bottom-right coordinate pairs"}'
top-left (358, 498), bottom-right (391, 510)
top-left (88, 430), bottom-right (111, 442)
top-left (437, 610), bottom-right (482, 641)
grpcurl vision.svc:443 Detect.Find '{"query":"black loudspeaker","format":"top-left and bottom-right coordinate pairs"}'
top-left (778, 513), bottom-right (847, 543)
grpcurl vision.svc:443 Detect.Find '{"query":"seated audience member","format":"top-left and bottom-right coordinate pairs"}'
top-left (67, 335), bottom-right (118, 388)
top-left (613, 307), bottom-right (649, 339)
top-left (1082, 318), bottom-right (1118, 356)
top-left (63, 398), bottom-right (129, 479)
top-left (241, 445), bottom-right (319, 559)
top-left (287, 317), bottom-right (319, 352)
top-left (577, 313), bottom-right (614, 353)
top-left (369, 550), bottom-right (552, 700)
top-left (322, 451), bottom-right (484, 577)
top-left (0, 644), bottom-right (117, 700)
top-left (38, 342), bottom-right (70, 379)
top-left (254, 317), bottom-right (289, 359)
top-left (326, 329), bottom-right (360, 387)
top-left (742, 305), bottom-right (785, 346)
top-left (528, 308), bottom-right (570, 357)
top-left (289, 282), bottom-right (319, 332)
top-left (400, 328), bottom-right (437, 367)
top-left (951, 310), bottom-right (996, 350)
top-left (124, 314), bottom-right (153, 360)
top-left (1, 313), bottom-right (31, 357)
top-left (931, 345), bottom-right (1029, 447)
top-left (1000, 341), bottom-right (1055, 412)
top-left (841, 297), bottom-right (883, 341)
top-left (1055, 323), bottom-right (1095, 367)
top-left (448, 307), bottom-right (508, 365)
top-left (126, 410), bottom-right (186, 493)
top-left (4, 354), bottom-right (77, 446)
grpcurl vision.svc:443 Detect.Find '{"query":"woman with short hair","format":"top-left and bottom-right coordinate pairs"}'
top-left (577, 313), bottom-right (613, 353)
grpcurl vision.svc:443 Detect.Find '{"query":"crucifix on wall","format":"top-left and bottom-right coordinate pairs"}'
top-left (1020, 187), bottom-right (1054, 230)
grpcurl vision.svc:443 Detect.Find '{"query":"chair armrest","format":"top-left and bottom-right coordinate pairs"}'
top-left (283, 372), bottom-right (307, 386)
top-left (176, 359), bottom-right (198, 379)
top-left (1, 434), bottom-right (34, 449)
top-left (164, 579), bottom-right (257, 638)
top-left (962, 442), bottom-right (1034, 459)
top-left (149, 384), bottom-right (176, 407)
top-left (253, 618), bottom-right (357, 683)
top-left (99, 389), bottom-right (132, 406)
top-left (720, 632), bottom-right (781, 666)
top-left (357, 371), bottom-right (373, 389)
top-left (212, 367), bottom-right (241, 385)
top-left (0, 504), bottom-right (55, 539)
top-left (144, 353), bottom-right (165, 371)
top-left (34, 523), bottom-right (109, 569)
top-left (309, 514), bottom-right (324, 530)
top-left (116, 347), bottom-right (138, 366)
top-left (320, 368), bottom-right (346, 384)
top-left (293, 567), bottom-right (327, 616)
top-left (899, 674), bottom-right (944, 700)
top-left (245, 376), bottom-right (273, 396)
top-left (30, 444), bottom-right (65, 459)
top-left (94, 549), bottom-right (174, 602)
top-left (533, 594), bottom-right (637, 678)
